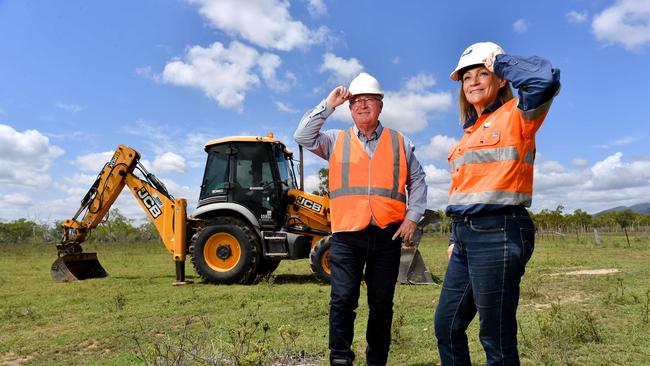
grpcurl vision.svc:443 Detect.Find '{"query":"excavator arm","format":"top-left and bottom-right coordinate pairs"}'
top-left (52, 144), bottom-right (192, 283)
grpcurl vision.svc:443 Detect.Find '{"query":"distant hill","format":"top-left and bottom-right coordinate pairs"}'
top-left (596, 202), bottom-right (650, 215)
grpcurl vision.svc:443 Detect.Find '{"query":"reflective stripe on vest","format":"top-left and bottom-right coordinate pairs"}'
top-left (329, 127), bottom-right (407, 232)
top-left (450, 146), bottom-right (520, 171)
top-left (329, 187), bottom-right (406, 202)
top-left (449, 191), bottom-right (532, 206)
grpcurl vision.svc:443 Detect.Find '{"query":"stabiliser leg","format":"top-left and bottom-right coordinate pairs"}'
top-left (173, 261), bottom-right (193, 285)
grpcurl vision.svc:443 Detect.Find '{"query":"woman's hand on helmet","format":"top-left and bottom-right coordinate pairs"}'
top-left (482, 48), bottom-right (504, 73)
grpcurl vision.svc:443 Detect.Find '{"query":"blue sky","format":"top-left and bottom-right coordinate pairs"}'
top-left (1, 0), bottom-right (649, 223)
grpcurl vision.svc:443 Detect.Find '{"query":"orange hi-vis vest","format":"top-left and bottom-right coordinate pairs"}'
top-left (448, 97), bottom-right (553, 207)
top-left (329, 127), bottom-right (408, 233)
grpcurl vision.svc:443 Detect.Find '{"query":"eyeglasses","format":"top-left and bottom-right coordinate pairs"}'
top-left (349, 96), bottom-right (381, 107)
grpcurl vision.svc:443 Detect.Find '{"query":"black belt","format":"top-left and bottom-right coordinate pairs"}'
top-left (361, 222), bottom-right (400, 232)
top-left (450, 206), bottom-right (529, 221)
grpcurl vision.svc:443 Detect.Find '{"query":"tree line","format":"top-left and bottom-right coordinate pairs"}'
top-left (1, 204), bottom-right (648, 246)
top-left (0, 209), bottom-right (160, 244)
top-left (427, 206), bottom-right (649, 246)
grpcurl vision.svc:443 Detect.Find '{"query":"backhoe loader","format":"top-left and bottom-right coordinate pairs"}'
top-left (52, 134), bottom-right (435, 285)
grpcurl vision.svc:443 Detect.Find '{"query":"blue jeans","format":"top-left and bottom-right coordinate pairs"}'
top-left (434, 213), bottom-right (535, 366)
top-left (328, 224), bottom-right (401, 366)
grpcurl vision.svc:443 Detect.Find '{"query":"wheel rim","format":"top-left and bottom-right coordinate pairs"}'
top-left (204, 232), bottom-right (241, 272)
top-left (322, 249), bottom-right (330, 275)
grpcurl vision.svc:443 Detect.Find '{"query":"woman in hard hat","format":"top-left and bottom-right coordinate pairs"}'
top-left (434, 42), bottom-right (560, 365)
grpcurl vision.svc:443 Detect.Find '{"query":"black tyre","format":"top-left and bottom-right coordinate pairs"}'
top-left (190, 217), bottom-right (260, 284)
top-left (309, 236), bottom-right (331, 283)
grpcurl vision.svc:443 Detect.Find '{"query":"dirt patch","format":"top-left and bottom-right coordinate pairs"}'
top-left (79, 339), bottom-right (99, 350)
top-left (529, 293), bottom-right (590, 310)
top-left (528, 293), bottom-right (589, 310)
top-left (0, 352), bottom-right (33, 366)
top-left (551, 268), bottom-right (620, 276)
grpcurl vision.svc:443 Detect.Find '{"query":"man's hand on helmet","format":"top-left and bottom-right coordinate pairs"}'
top-left (326, 86), bottom-right (351, 108)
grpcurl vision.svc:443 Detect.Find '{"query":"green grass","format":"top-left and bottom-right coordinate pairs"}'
top-left (1, 233), bottom-right (649, 365)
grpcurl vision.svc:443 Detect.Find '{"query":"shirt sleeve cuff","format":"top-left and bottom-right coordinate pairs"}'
top-left (405, 210), bottom-right (422, 224)
top-left (308, 99), bottom-right (336, 119)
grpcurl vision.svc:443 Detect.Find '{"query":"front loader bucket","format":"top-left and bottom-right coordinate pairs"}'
top-left (397, 246), bottom-right (435, 285)
top-left (51, 253), bottom-right (109, 282)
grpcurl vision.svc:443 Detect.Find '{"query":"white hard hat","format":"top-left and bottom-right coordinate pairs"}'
top-left (450, 42), bottom-right (505, 81)
top-left (348, 72), bottom-right (384, 97)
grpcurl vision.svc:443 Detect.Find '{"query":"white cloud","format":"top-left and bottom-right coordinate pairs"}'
top-left (426, 186), bottom-right (450, 211)
top-left (122, 120), bottom-right (214, 169)
top-left (306, 0), bottom-right (327, 17)
top-left (532, 152), bottom-right (650, 213)
top-left (136, 66), bottom-right (162, 82)
top-left (422, 164), bottom-right (451, 210)
top-left (153, 152), bottom-right (187, 173)
top-left (592, 0), bottom-right (650, 51)
top-left (275, 101), bottom-right (299, 113)
top-left (586, 152), bottom-right (650, 190)
top-left (513, 18), bottom-right (529, 33)
top-left (571, 157), bottom-right (589, 167)
top-left (420, 135), bottom-right (457, 162)
top-left (0, 124), bottom-right (62, 158)
top-left (0, 124), bottom-right (64, 188)
top-left (189, 0), bottom-right (328, 51)
top-left (423, 164), bottom-right (451, 185)
top-left (157, 176), bottom-right (198, 206)
top-left (163, 41), bottom-right (288, 111)
top-left (379, 75), bottom-right (452, 133)
top-left (329, 74), bottom-right (452, 133)
top-left (320, 53), bottom-right (364, 84)
top-left (566, 10), bottom-right (588, 24)
top-left (2, 193), bottom-right (33, 206)
top-left (533, 161), bottom-right (587, 191)
top-left (593, 135), bottom-right (642, 149)
top-left (391, 57), bottom-right (401, 65)
top-left (258, 53), bottom-right (289, 91)
top-left (54, 173), bottom-right (99, 197)
top-left (303, 172), bottom-right (320, 193)
top-left (284, 71), bottom-right (297, 84)
top-left (404, 73), bottom-right (436, 92)
top-left (55, 102), bottom-right (84, 113)
top-left (73, 151), bottom-right (113, 172)
top-left (380, 90), bottom-right (452, 133)
top-left (614, 136), bottom-right (638, 146)
top-left (301, 151), bottom-right (327, 167)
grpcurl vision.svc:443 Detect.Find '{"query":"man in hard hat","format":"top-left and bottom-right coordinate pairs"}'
top-left (295, 72), bottom-right (427, 366)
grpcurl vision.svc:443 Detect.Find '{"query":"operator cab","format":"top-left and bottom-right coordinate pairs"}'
top-left (198, 135), bottom-right (298, 230)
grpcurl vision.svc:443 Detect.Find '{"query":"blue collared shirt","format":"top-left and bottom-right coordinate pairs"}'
top-left (294, 99), bottom-right (427, 224)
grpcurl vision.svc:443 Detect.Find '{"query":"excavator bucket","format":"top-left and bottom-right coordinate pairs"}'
top-left (398, 246), bottom-right (434, 284)
top-left (51, 253), bottom-right (108, 282)
top-left (397, 209), bottom-right (441, 285)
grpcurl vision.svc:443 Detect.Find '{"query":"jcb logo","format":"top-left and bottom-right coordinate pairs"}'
top-left (137, 188), bottom-right (162, 218)
top-left (296, 196), bottom-right (322, 213)
top-left (108, 152), bottom-right (120, 168)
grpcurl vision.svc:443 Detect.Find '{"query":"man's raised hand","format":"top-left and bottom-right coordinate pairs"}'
top-left (326, 86), bottom-right (351, 108)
